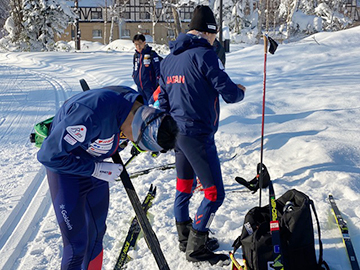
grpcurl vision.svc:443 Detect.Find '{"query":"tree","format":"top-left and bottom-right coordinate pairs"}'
top-left (3, 0), bottom-right (75, 51)
top-left (0, 0), bottom-right (10, 37)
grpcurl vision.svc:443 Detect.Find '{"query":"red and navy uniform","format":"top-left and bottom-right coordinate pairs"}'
top-left (37, 86), bottom-right (141, 269)
top-left (132, 45), bottom-right (161, 104)
top-left (158, 33), bottom-right (245, 232)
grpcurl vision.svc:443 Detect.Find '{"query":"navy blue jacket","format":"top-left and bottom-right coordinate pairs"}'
top-left (37, 87), bottom-right (140, 176)
top-left (158, 33), bottom-right (244, 137)
top-left (132, 45), bottom-right (161, 102)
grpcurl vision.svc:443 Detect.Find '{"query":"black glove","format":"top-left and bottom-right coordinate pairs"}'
top-left (235, 163), bottom-right (270, 193)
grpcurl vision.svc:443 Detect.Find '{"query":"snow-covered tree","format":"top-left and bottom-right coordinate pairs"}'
top-left (315, 0), bottom-right (353, 30)
top-left (2, 0), bottom-right (75, 51)
top-left (0, 0), bottom-right (11, 37)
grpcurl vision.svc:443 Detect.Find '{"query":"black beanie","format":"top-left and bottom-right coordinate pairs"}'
top-left (189, 5), bottom-right (218, 34)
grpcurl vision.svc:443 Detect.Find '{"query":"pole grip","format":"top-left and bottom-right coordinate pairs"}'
top-left (264, 34), bottom-right (268, 54)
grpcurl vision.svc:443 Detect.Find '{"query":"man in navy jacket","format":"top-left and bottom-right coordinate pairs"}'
top-left (132, 34), bottom-right (161, 104)
top-left (158, 5), bottom-right (246, 265)
top-left (37, 86), bottom-right (178, 270)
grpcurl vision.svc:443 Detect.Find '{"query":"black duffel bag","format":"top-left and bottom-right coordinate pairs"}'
top-left (232, 189), bottom-right (329, 270)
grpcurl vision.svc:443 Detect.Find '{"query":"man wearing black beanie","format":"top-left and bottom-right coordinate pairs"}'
top-left (158, 4), bottom-right (246, 266)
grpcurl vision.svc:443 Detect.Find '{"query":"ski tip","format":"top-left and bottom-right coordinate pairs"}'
top-left (153, 186), bottom-right (157, 196)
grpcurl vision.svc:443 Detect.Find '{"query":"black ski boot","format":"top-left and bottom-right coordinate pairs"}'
top-left (176, 220), bottom-right (192, 252)
top-left (176, 220), bottom-right (219, 252)
top-left (185, 227), bottom-right (229, 265)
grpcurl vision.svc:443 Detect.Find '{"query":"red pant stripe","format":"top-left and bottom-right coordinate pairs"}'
top-left (87, 249), bottom-right (103, 270)
top-left (204, 185), bottom-right (217, 202)
top-left (176, 177), bottom-right (193, 194)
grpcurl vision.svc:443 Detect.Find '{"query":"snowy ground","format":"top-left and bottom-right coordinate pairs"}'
top-left (0, 27), bottom-right (359, 270)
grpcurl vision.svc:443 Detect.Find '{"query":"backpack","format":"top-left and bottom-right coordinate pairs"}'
top-left (29, 116), bottom-right (54, 148)
top-left (232, 189), bottom-right (329, 270)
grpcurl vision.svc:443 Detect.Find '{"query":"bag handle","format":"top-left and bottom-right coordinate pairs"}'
top-left (309, 200), bottom-right (330, 270)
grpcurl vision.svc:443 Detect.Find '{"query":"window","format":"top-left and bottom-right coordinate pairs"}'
top-left (140, 12), bottom-right (150, 20)
top-left (143, 29), bottom-right (150, 35)
top-left (92, 10), bottom-right (102, 20)
top-left (122, 12), bottom-right (130, 19)
top-left (93, 29), bottom-right (102, 39)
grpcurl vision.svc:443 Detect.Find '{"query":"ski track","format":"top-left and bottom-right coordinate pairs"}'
top-left (0, 61), bottom-right (75, 270)
top-left (0, 52), bottom-right (135, 270)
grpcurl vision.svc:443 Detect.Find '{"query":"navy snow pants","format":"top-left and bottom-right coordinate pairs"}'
top-left (46, 169), bottom-right (109, 270)
top-left (174, 134), bottom-right (225, 232)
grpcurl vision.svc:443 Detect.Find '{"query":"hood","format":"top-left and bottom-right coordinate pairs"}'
top-left (169, 33), bottom-right (212, 55)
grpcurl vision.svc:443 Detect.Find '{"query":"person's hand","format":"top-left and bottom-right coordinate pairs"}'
top-left (237, 84), bottom-right (246, 92)
top-left (92, 162), bottom-right (123, 182)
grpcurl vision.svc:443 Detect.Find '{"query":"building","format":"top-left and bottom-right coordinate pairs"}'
top-left (59, 0), bottom-right (196, 45)
top-left (58, 0), bottom-right (360, 46)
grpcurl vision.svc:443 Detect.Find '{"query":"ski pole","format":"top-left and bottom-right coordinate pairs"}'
top-left (258, 35), bottom-right (278, 207)
top-left (259, 34), bottom-right (268, 207)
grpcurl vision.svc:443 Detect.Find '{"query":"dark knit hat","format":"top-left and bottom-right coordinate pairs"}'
top-left (189, 5), bottom-right (218, 34)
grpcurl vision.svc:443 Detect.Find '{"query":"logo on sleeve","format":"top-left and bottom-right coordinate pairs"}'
top-left (66, 125), bottom-right (87, 142)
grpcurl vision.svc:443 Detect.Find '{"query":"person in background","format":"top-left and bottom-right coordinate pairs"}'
top-left (132, 34), bottom-right (161, 104)
top-left (213, 38), bottom-right (226, 67)
top-left (158, 5), bottom-right (246, 266)
top-left (37, 86), bottom-right (178, 270)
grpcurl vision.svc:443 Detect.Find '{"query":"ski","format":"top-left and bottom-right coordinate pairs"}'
top-left (329, 194), bottom-right (360, 270)
top-left (114, 184), bottom-right (157, 270)
top-left (129, 153), bottom-right (238, 179)
top-left (79, 78), bottom-right (90, 91)
top-left (268, 181), bottom-right (284, 270)
top-left (129, 163), bottom-right (175, 178)
top-left (112, 152), bottom-right (170, 270)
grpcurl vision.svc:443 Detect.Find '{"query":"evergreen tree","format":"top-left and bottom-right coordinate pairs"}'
top-left (4, 0), bottom-right (75, 51)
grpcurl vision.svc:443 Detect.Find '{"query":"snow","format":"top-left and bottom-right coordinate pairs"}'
top-left (0, 26), bottom-right (360, 270)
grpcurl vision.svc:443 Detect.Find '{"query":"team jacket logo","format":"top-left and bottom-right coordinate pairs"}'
top-left (166, 75), bottom-right (185, 84)
top-left (87, 135), bottom-right (115, 157)
top-left (66, 125), bottom-right (87, 142)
